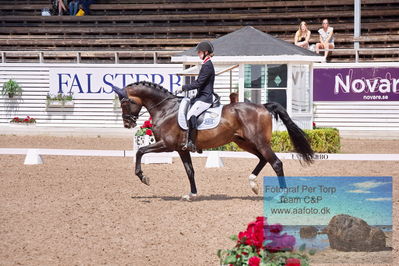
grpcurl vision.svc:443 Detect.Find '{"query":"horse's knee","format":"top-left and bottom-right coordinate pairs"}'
top-left (136, 147), bottom-right (145, 157)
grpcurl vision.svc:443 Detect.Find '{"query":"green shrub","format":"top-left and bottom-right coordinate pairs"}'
top-left (207, 128), bottom-right (340, 153)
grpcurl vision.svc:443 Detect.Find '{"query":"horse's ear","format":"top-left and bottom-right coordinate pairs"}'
top-left (112, 85), bottom-right (126, 101)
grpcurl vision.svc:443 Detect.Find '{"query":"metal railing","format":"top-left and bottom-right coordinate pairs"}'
top-left (0, 47), bottom-right (398, 64)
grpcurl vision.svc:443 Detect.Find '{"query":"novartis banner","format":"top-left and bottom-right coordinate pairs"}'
top-left (49, 65), bottom-right (182, 99)
top-left (313, 67), bottom-right (399, 101)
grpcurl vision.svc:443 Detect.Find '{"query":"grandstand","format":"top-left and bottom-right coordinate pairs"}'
top-left (0, 0), bottom-right (398, 63)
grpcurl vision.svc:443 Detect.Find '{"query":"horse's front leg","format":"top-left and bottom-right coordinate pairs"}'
top-left (135, 140), bottom-right (170, 185)
top-left (178, 150), bottom-right (197, 201)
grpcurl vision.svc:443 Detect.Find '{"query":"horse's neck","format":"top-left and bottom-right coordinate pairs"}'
top-left (146, 96), bottom-right (178, 123)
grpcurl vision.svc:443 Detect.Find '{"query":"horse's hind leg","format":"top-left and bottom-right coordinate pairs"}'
top-left (257, 143), bottom-right (287, 188)
top-left (234, 138), bottom-right (267, 194)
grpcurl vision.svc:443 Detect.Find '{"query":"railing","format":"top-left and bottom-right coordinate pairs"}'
top-left (0, 47), bottom-right (398, 64)
top-left (0, 50), bottom-right (183, 64)
top-left (317, 47), bottom-right (399, 62)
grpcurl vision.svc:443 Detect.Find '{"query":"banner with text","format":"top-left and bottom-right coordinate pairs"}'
top-left (49, 65), bottom-right (182, 99)
top-left (313, 67), bottom-right (399, 101)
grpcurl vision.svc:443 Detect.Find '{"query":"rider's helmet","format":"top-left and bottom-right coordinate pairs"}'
top-left (196, 40), bottom-right (214, 54)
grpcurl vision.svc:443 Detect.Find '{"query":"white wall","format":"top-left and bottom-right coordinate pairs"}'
top-left (0, 63), bottom-right (238, 129)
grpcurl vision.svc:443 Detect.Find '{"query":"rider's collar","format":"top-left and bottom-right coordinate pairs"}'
top-left (202, 56), bottom-right (211, 64)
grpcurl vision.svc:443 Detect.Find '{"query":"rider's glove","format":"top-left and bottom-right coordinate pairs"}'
top-left (174, 88), bottom-right (184, 95)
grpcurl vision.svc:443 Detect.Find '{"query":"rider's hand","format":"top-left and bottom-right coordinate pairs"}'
top-left (174, 88), bottom-right (184, 95)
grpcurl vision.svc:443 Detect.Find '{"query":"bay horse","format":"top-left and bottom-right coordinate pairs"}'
top-left (114, 81), bottom-right (313, 200)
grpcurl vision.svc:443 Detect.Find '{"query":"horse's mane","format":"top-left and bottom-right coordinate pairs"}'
top-left (128, 81), bottom-right (174, 96)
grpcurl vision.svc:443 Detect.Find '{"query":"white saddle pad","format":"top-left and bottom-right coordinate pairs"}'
top-left (178, 98), bottom-right (223, 130)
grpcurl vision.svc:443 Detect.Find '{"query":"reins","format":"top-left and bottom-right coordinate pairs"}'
top-left (121, 95), bottom-right (175, 121)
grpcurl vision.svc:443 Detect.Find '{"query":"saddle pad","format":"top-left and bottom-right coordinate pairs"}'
top-left (178, 98), bottom-right (223, 130)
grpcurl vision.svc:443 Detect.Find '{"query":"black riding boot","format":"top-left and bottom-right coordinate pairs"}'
top-left (184, 116), bottom-right (197, 152)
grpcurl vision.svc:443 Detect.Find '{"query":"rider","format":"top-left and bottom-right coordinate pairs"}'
top-left (178, 40), bottom-right (215, 152)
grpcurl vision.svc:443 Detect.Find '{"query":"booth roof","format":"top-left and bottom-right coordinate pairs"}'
top-left (175, 26), bottom-right (320, 57)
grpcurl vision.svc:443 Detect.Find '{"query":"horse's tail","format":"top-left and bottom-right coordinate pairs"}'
top-left (264, 102), bottom-right (314, 164)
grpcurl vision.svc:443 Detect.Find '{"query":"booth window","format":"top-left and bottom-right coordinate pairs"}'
top-left (244, 64), bottom-right (287, 109)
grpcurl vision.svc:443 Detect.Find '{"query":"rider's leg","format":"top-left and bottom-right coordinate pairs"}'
top-left (183, 101), bottom-right (211, 152)
top-left (186, 115), bottom-right (198, 152)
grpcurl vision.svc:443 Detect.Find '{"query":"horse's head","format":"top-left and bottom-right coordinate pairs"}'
top-left (113, 85), bottom-right (143, 128)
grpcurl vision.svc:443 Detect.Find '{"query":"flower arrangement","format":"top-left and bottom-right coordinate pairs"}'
top-left (10, 116), bottom-right (36, 124)
top-left (46, 92), bottom-right (74, 107)
top-left (135, 117), bottom-right (154, 136)
top-left (217, 217), bottom-right (311, 266)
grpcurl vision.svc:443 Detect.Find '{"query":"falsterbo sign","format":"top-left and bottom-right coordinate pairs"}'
top-left (313, 67), bottom-right (399, 101)
top-left (49, 65), bottom-right (182, 99)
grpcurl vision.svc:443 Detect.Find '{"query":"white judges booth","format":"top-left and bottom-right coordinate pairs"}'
top-left (172, 26), bottom-right (324, 130)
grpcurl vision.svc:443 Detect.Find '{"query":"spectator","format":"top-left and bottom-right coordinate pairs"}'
top-left (294, 21), bottom-right (311, 49)
top-left (69, 0), bottom-right (79, 16)
top-left (229, 92), bottom-right (239, 103)
top-left (56, 0), bottom-right (68, 15)
top-left (76, 4), bottom-right (85, 16)
top-left (81, 0), bottom-right (95, 15)
top-left (316, 19), bottom-right (334, 59)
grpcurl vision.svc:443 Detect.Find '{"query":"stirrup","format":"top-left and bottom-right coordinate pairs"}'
top-left (182, 141), bottom-right (196, 152)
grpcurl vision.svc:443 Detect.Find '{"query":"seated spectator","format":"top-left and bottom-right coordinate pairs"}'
top-left (229, 92), bottom-right (239, 104)
top-left (81, 0), bottom-right (95, 15)
top-left (294, 21), bottom-right (311, 49)
top-left (316, 19), bottom-right (335, 59)
top-left (56, 0), bottom-right (68, 15)
top-left (69, 0), bottom-right (79, 16)
top-left (76, 4), bottom-right (85, 16)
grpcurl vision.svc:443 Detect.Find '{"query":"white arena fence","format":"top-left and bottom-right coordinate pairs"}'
top-left (1, 148), bottom-right (399, 162)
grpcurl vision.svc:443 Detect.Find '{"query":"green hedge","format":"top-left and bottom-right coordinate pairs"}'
top-left (208, 128), bottom-right (340, 153)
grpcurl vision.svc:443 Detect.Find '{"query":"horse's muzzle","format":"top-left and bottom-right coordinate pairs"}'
top-left (124, 121), bottom-right (136, 129)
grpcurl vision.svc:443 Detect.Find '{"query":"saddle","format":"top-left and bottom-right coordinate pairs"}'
top-left (178, 94), bottom-right (223, 131)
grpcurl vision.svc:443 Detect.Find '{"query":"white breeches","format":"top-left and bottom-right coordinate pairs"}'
top-left (186, 100), bottom-right (212, 120)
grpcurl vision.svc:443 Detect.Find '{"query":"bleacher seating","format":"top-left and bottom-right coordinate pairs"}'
top-left (0, 0), bottom-right (398, 63)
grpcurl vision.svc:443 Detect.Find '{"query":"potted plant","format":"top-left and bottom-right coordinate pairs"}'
top-left (46, 92), bottom-right (74, 107)
top-left (1, 79), bottom-right (22, 98)
top-left (113, 95), bottom-right (121, 109)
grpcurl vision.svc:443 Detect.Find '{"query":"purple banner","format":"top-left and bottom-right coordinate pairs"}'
top-left (313, 67), bottom-right (399, 101)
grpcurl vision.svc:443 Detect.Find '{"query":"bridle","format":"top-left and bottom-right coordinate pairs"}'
top-left (121, 98), bottom-right (139, 124)
top-left (120, 95), bottom-right (174, 125)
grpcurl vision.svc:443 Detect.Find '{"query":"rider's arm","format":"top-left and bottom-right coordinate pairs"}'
top-left (182, 64), bottom-right (212, 91)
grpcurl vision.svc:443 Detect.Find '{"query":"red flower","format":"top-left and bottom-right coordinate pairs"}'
top-left (238, 216), bottom-right (265, 249)
top-left (285, 258), bottom-right (301, 266)
top-left (143, 120), bottom-right (152, 128)
top-left (248, 256), bottom-right (261, 266)
top-left (145, 129), bottom-right (153, 136)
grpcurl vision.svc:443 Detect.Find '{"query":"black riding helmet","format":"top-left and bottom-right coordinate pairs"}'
top-left (196, 40), bottom-right (214, 54)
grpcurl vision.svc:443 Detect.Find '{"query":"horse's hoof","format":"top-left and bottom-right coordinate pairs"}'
top-left (141, 175), bottom-right (150, 186)
top-left (181, 193), bottom-right (197, 201)
top-left (249, 181), bottom-right (259, 195)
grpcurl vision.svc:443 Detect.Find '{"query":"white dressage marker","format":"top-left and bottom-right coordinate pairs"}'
top-left (24, 149), bottom-right (43, 165)
top-left (205, 151), bottom-right (224, 168)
